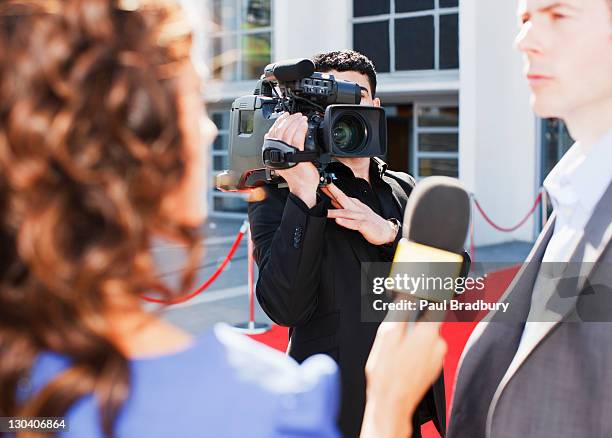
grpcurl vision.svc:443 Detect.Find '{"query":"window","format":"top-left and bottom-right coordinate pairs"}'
top-left (210, 0), bottom-right (272, 81)
top-left (210, 110), bottom-right (248, 216)
top-left (413, 104), bottom-right (459, 178)
top-left (539, 118), bottom-right (573, 226)
top-left (352, 0), bottom-right (459, 73)
top-left (384, 103), bottom-right (459, 178)
top-left (385, 104), bottom-right (414, 174)
top-left (540, 118), bottom-right (573, 183)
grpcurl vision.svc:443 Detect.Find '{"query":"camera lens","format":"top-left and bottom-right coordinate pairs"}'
top-left (331, 113), bottom-right (367, 153)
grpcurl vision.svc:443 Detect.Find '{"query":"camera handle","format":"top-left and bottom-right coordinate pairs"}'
top-left (262, 139), bottom-right (337, 188)
top-left (262, 139), bottom-right (319, 169)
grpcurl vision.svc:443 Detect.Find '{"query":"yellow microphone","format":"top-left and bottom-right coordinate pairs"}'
top-left (387, 176), bottom-right (471, 321)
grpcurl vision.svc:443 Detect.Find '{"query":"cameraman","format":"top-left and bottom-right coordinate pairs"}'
top-left (248, 51), bottom-right (445, 438)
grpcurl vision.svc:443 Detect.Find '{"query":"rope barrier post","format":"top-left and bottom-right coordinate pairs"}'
top-left (469, 193), bottom-right (476, 263)
top-left (233, 220), bottom-right (271, 335)
top-left (540, 188), bottom-right (549, 229)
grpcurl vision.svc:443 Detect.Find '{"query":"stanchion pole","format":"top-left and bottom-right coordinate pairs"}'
top-left (540, 188), bottom-right (549, 229)
top-left (469, 193), bottom-right (476, 262)
top-left (233, 221), bottom-right (271, 335)
top-left (248, 229), bottom-right (255, 326)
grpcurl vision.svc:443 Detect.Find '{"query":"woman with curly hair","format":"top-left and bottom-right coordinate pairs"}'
top-left (0, 1), bottom-right (446, 437)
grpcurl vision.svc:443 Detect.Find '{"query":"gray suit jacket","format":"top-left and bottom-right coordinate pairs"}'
top-left (448, 182), bottom-right (612, 438)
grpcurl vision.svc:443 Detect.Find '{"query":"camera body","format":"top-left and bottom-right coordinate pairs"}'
top-left (216, 59), bottom-right (387, 191)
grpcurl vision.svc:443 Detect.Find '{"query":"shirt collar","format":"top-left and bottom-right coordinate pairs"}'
top-left (544, 127), bottom-right (612, 220)
top-left (326, 158), bottom-right (387, 180)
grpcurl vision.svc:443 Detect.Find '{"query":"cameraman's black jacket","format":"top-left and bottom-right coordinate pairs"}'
top-left (248, 158), bottom-right (446, 438)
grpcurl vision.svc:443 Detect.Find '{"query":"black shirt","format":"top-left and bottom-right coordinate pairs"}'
top-left (290, 158), bottom-right (404, 261)
top-left (248, 158), bottom-right (445, 438)
top-left (326, 159), bottom-right (387, 215)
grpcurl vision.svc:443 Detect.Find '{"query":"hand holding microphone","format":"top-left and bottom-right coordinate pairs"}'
top-left (361, 176), bottom-right (469, 438)
top-left (361, 320), bottom-right (447, 438)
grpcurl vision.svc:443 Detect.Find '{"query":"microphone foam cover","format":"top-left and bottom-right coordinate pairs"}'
top-left (403, 176), bottom-right (470, 254)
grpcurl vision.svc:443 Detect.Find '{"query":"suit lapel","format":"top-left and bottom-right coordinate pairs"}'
top-left (486, 182), bottom-right (612, 437)
top-left (455, 212), bottom-right (557, 368)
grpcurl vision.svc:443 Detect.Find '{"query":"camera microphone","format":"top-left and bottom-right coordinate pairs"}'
top-left (385, 176), bottom-right (471, 323)
top-left (264, 58), bottom-right (315, 82)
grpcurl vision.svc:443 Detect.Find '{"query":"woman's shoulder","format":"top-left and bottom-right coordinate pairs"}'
top-left (211, 323), bottom-right (338, 395)
top-left (208, 323), bottom-right (341, 437)
top-left (23, 324), bottom-right (341, 437)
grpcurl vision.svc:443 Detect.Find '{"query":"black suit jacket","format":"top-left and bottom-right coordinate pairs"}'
top-left (248, 160), bottom-right (446, 438)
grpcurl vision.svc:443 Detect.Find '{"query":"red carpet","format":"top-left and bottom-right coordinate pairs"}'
top-left (248, 324), bottom-right (290, 352)
top-left (248, 265), bottom-right (520, 437)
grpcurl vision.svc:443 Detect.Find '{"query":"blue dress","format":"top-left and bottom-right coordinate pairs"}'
top-left (20, 324), bottom-right (341, 438)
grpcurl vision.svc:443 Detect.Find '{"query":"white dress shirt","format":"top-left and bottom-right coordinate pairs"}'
top-left (541, 128), bottom-right (612, 263)
top-left (512, 127), bottom-right (612, 364)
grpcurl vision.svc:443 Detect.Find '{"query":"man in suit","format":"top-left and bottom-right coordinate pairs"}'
top-left (448, 1), bottom-right (612, 437)
top-left (248, 50), bottom-right (446, 438)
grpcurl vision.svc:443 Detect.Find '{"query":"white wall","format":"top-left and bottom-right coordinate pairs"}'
top-left (459, 0), bottom-right (538, 246)
top-left (273, 0), bottom-right (351, 60)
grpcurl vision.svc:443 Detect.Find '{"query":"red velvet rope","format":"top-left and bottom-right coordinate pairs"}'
top-left (141, 223), bottom-right (247, 305)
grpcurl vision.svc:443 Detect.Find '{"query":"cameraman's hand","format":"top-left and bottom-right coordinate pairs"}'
top-left (322, 184), bottom-right (399, 246)
top-left (266, 112), bottom-right (320, 208)
top-left (361, 321), bottom-right (447, 438)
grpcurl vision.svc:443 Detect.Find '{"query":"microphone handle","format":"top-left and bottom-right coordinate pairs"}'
top-left (382, 295), bottom-right (436, 324)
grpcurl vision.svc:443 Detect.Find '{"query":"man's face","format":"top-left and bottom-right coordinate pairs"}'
top-left (515, 0), bottom-right (612, 118)
top-left (327, 69), bottom-right (381, 107)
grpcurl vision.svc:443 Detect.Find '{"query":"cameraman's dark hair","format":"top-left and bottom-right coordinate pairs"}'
top-left (312, 50), bottom-right (378, 97)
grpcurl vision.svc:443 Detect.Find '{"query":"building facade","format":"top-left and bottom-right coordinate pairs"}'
top-left (200, 0), bottom-right (573, 246)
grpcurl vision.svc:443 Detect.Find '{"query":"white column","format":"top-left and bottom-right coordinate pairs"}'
top-left (273, 0), bottom-right (351, 60)
top-left (459, 0), bottom-right (538, 246)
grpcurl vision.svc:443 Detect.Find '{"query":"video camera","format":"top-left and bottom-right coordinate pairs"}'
top-left (215, 58), bottom-right (387, 191)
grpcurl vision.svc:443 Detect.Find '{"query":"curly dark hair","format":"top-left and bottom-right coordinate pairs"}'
top-left (0, 1), bottom-right (201, 436)
top-left (312, 50), bottom-right (378, 97)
